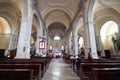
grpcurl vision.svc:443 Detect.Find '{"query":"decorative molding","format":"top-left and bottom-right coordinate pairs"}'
top-left (41, 0), bottom-right (75, 14)
top-left (44, 0), bottom-right (73, 7)
top-left (99, 0), bottom-right (120, 6)
top-left (48, 10), bottom-right (66, 21)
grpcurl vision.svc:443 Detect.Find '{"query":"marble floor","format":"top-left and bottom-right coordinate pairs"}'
top-left (42, 58), bottom-right (80, 80)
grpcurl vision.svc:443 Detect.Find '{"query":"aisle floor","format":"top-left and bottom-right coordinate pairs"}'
top-left (42, 58), bottom-right (80, 80)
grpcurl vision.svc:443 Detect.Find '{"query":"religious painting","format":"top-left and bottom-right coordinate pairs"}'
top-left (39, 41), bottom-right (45, 50)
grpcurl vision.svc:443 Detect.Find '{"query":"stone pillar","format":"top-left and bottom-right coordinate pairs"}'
top-left (11, 35), bottom-right (17, 50)
top-left (15, 19), bottom-right (29, 58)
top-left (8, 34), bottom-right (14, 50)
top-left (33, 4), bottom-right (45, 56)
top-left (25, 5), bottom-right (34, 58)
top-left (65, 44), bottom-right (68, 54)
top-left (88, 21), bottom-right (98, 58)
top-left (72, 30), bottom-right (78, 56)
top-left (81, 0), bottom-right (90, 59)
top-left (74, 35), bottom-right (79, 56)
top-left (81, 0), bottom-right (98, 59)
top-left (36, 20), bottom-right (43, 55)
top-left (87, 0), bottom-right (98, 59)
top-left (15, 1), bottom-right (33, 59)
top-left (68, 36), bottom-right (72, 55)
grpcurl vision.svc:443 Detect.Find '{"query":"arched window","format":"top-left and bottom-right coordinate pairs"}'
top-left (78, 36), bottom-right (84, 49)
top-left (54, 36), bottom-right (60, 40)
top-left (100, 21), bottom-right (118, 50)
top-left (100, 21), bottom-right (118, 43)
top-left (0, 17), bottom-right (11, 49)
top-left (49, 45), bottom-right (53, 50)
top-left (61, 45), bottom-right (64, 50)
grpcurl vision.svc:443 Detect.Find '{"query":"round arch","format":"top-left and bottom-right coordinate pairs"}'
top-left (94, 7), bottom-right (120, 37)
top-left (0, 17), bottom-right (11, 49)
top-left (42, 7), bottom-right (73, 21)
top-left (100, 21), bottom-right (118, 51)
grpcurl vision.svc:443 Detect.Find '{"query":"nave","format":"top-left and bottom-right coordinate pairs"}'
top-left (0, 0), bottom-right (120, 80)
top-left (42, 58), bottom-right (80, 80)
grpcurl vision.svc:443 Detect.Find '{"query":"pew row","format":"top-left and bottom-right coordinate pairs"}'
top-left (70, 58), bottom-right (120, 76)
top-left (0, 69), bottom-right (33, 80)
top-left (0, 58), bottom-right (49, 78)
top-left (92, 68), bottom-right (120, 80)
top-left (80, 62), bottom-right (120, 80)
top-left (0, 64), bottom-right (41, 80)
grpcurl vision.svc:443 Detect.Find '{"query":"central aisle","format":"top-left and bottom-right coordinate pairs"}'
top-left (42, 58), bottom-right (80, 80)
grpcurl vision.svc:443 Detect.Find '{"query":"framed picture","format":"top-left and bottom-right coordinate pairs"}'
top-left (39, 41), bottom-right (45, 50)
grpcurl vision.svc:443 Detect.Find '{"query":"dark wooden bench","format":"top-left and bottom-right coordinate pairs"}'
top-left (0, 64), bottom-right (41, 80)
top-left (79, 62), bottom-right (120, 80)
top-left (0, 59), bottom-right (45, 78)
top-left (0, 69), bottom-right (33, 80)
top-left (71, 59), bottom-right (120, 75)
top-left (31, 56), bottom-right (52, 70)
top-left (92, 68), bottom-right (120, 80)
top-left (0, 56), bottom-right (52, 78)
top-left (82, 59), bottom-right (120, 63)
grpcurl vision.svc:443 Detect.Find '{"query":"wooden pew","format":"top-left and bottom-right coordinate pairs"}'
top-left (31, 56), bottom-right (52, 70)
top-left (79, 62), bottom-right (120, 80)
top-left (0, 69), bottom-right (33, 80)
top-left (92, 68), bottom-right (120, 80)
top-left (0, 64), bottom-right (41, 80)
top-left (73, 59), bottom-right (120, 74)
top-left (0, 58), bottom-right (46, 78)
top-left (82, 59), bottom-right (120, 63)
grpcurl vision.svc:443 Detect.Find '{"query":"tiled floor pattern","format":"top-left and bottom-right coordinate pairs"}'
top-left (42, 58), bottom-right (80, 80)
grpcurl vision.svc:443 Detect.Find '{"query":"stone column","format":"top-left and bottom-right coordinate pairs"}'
top-left (15, 19), bottom-right (29, 58)
top-left (74, 35), bottom-right (79, 56)
top-left (72, 29), bottom-right (78, 56)
top-left (15, 1), bottom-right (33, 58)
top-left (68, 36), bottom-right (72, 55)
top-left (81, 0), bottom-right (90, 59)
top-left (88, 20), bottom-right (98, 58)
top-left (33, 4), bottom-right (45, 56)
top-left (25, 4), bottom-right (34, 58)
top-left (36, 20), bottom-right (44, 55)
top-left (10, 34), bottom-right (17, 50)
top-left (87, 0), bottom-right (98, 59)
top-left (81, 0), bottom-right (98, 59)
top-left (8, 34), bottom-right (14, 50)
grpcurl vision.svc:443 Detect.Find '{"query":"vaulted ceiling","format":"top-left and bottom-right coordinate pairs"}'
top-left (37, 0), bottom-right (80, 40)
top-left (0, 0), bottom-right (120, 41)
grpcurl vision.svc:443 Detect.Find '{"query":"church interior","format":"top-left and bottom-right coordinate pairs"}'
top-left (0, 0), bottom-right (120, 80)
